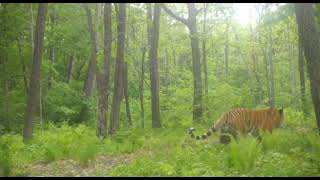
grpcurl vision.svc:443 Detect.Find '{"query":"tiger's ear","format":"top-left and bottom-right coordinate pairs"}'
top-left (278, 106), bottom-right (284, 113)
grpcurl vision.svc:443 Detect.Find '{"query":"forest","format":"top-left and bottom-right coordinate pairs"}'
top-left (0, 3), bottom-right (320, 177)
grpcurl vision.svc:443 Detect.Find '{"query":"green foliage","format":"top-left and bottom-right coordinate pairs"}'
top-left (0, 140), bottom-right (11, 176)
top-left (43, 82), bottom-right (88, 124)
top-left (228, 136), bottom-right (262, 173)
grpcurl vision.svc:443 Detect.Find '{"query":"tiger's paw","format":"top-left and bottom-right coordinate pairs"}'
top-left (219, 134), bottom-right (231, 144)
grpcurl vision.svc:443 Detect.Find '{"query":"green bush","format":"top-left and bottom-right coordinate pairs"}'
top-left (228, 136), bottom-right (262, 173)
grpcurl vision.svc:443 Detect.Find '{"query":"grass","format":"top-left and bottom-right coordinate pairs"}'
top-left (1, 110), bottom-right (320, 176)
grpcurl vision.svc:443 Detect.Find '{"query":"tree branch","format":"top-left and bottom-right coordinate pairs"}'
top-left (161, 3), bottom-right (189, 26)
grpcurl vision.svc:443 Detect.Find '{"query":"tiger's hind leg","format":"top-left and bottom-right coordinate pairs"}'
top-left (219, 127), bottom-right (236, 145)
top-left (250, 128), bottom-right (262, 143)
top-left (219, 134), bottom-right (231, 144)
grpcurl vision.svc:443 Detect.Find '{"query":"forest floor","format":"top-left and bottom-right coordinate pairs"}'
top-left (2, 125), bottom-right (320, 177)
top-left (28, 151), bottom-right (138, 176)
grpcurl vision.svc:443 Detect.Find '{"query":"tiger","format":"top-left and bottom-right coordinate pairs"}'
top-left (188, 107), bottom-right (285, 144)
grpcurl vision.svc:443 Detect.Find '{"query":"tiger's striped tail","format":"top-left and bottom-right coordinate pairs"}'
top-left (188, 127), bottom-right (216, 140)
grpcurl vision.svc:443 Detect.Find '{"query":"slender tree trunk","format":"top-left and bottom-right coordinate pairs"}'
top-left (48, 47), bottom-right (55, 89)
top-left (79, 4), bottom-right (98, 124)
top-left (287, 22), bottom-right (296, 97)
top-left (48, 10), bottom-right (55, 90)
top-left (162, 3), bottom-right (203, 123)
top-left (23, 3), bottom-right (48, 141)
top-left (150, 3), bottom-right (161, 128)
top-left (123, 4), bottom-right (132, 127)
top-left (29, 3), bottom-right (34, 52)
top-left (187, 4), bottom-right (203, 123)
top-left (110, 3), bottom-right (126, 135)
top-left (252, 54), bottom-right (263, 105)
top-left (298, 34), bottom-right (308, 117)
top-left (140, 47), bottom-right (146, 128)
top-left (83, 4), bottom-right (98, 98)
top-left (123, 62), bottom-right (132, 127)
top-left (224, 21), bottom-right (230, 75)
top-left (259, 32), bottom-right (272, 107)
top-left (249, 24), bottom-right (262, 105)
top-left (66, 53), bottom-right (74, 83)
top-left (294, 3), bottom-right (320, 133)
top-left (16, 38), bottom-right (29, 94)
top-left (269, 27), bottom-right (275, 108)
top-left (202, 4), bottom-right (208, 95)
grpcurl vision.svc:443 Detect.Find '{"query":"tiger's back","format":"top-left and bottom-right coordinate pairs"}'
top-left (188, 107), bottom-right (285, 143)
top-left (214, 108), bottom-right (285, 134)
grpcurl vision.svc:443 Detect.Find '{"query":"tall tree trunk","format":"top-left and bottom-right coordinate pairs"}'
top-left (150, 3), bottom-right (161, 128)
top-left (287, 22), bottom-right (296, 97)
top-left (123, 4), bottom-right (132, 127)
top-left (294, 3), bottom-right (320, 133)
top-left (83, 4), bottom-right (98, 98)
top-left (202, 4), bottom-right (208, 95)
top-left (16, 38), bottom-right (29, 94)
top-left (224, 21), bottom-right (230, 75)
top-left (79, 4), bottom-right (98, 124)
top-left (66, 53), bottom-right (74, 83)
top-left (110, 3), bottom-right (126, 135)
top-left (48, 47), bottom-right (55, 89)
top-left (249, 24), bottom-right (262, 105)
top-left (161, 3), bottom-right (203, 123)
top-left (298, 34), bottom-right (308, 117)
top-left (140, 47), bottom-right (146, 128)
top-left (29, 3), bottom-right (34, 52)
top-left (187, 4), bottom-right (203, 123)
top-left (48, 10), bottom-right (55, 90)
top-left (252, 54), bottom-right (263, 105)
top-left (83, 50), bottom-right (96, 97)
top-left (269, 27), bottom-right (275, 108)
top-left (123, 62), bottom-right (132, 127)
top-left (259, 32), bottom-right (272, 107)
top-left (23, 3), bottom-right (48, 141)
top-left (96, 3), bottom-right (112, 138)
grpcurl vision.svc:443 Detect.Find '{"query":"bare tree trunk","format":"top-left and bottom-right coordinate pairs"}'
top-left (224, 21), bottom-right (230, 75)
top-left (23, 3), bottom-right (48, 141)
top-left (252, 54), bottom-right (263, 105)
top-left (48, 47), bottom-right (55, 89)
top-left (96, 3), bottom-right (112, 138)
top-left (259, 32), bottom-right (272, 107)
top-left (287, 22), bottom-right (296, 97)
top-left (269, 27), bottom-right (275, 108)
top-left (29, 3), bottom-right (34, 52)
top-left (16, 38), bottom-right (29, 95)
top-left (162, 3), bottom-right (203, 123)
top-left (298, 34), bottom-right (308, 117)
top-left (187, 4), bottom-right (203, 123)
top-left (83, 4), bottom-right (99, 98)
top-left (110, 3), bottom-right (126, 135)
top-left (123, 4), bottom-right (132, 127)
top-left (123, 62), bottom-right (132, 127)
top-left (66, 53), bottom-right (74, 83)
top-left (202, 4), bottom-right (208, 95)
top-left (140, 47), bottom-right (146, 128)
top-left (149, 3), bottom-right (161, 128)
top-left (79, 4), bottom-right (98, 124)
top-left (48, 10), bottom-right (55, 90)
top-left (294, 3), bottom-right (320, 133)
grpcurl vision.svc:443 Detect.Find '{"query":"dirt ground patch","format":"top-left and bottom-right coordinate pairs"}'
top-left (27, 148), bottom-right (155, 177)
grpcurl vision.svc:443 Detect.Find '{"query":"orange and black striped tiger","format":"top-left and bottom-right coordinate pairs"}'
top-left (188, 107), bottom-right (285, 144)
